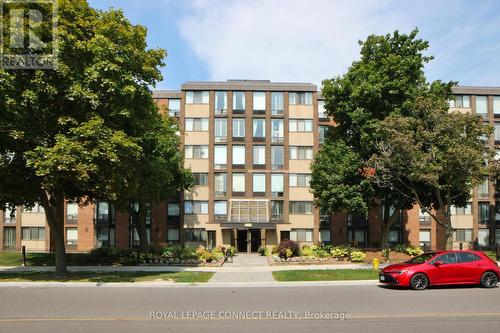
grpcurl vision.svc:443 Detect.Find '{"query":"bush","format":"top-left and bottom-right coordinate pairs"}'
top-left (313, 244), bottom-right (332, 258)
top-left (300, 245), bottom-right (315, 257)
top-left (257, 246), bottom-right (269, 256)
top-left (392, 244), bottom-right (423, 256)
top-left (226, 246), bottom-right (236, 257)
top-left (331, 245), bottom-right (350, 258)
top-left (271, 244), bottom-right (280, 254)
top-left (350, 250), bottom-right (366, 262)
top-left (277, 240), bottom-right (300, 260)
top-left (211, 247), bottom-right (225, 261)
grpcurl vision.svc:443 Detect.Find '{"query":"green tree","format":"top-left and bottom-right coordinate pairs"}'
top-left (0, 0), bottom-right (165, 275)
top-left (368, 94), bottom-right (492, 249)
top-left (311, 29), bottom-right (432, 248)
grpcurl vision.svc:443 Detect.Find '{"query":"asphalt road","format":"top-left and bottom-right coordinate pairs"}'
top-left (1, 284), bottom-right (499, 333)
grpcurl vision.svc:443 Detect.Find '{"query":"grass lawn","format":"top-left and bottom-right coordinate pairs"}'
top-left (0, 271), bottom-right (214, 283)
top-left (272, 269), bottom-right (379, 282)
top-left (0, 252), bottom-right (98, 266)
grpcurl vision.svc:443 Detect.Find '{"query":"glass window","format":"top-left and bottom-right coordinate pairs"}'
top-left (289, 119), bottom-right (313, 132)
top-left (253, 92), bottom-right (266, 111)
top-left (167, 228), bottom-right (179, 241)
top-left (289, 92), bottom-right (313, 105)
top-left (193, 173), bottom-right (208, 186)
top-left (22, 227), bottom-right (45, 240)
top-left (214, 145), bottom-right (227, 168)
top-left (214, 201), bottom-right (227, 215)
top-left (319, 126), bottom-right (328, 143)
top-left (453, 229), bottom-right (472, 242)
top-left (184, 201), bottom-right (208, 214)
top-left (167, 203), bottom-right (180, 216)
top-left (253, 146), bottom-right (266, 165)
top-left (479, 202), bottom-right (489, 225)
top-left (232, 119), bottom-right (245, 138)
top-left (186, 91), bottom-right (209, 104)
top-left (289, 201), bottom-right (313, 214)
top-left (289, 146), bottom-right (313, 160)
top-left (458, 252), bottom-right (481, 262)
top-left (233, 91), bottom-right (245, 111)
top-left (23, 203), bottom-right (44, 213)
top-left (229, 200), bottom-right (268, 223)
top-left (66, 228), bottom-right (78, 245)
top-left (232, 173), bottom-right (245, 192)
top-left (318, 100), bottom-right (327, 118)
top-left (271, 173), bottom-right (284, 196)
top-left (271, 92), bottom-right (284, 114)
top-left (185, 145), bottom-right (208, 159)
top-left (271, 201), bottom-right (284, 220)
top-left (449, 95), bottom-right (470, 108)
top-left (66, 203), bottom-right (78, 220)
top-left (215, 91), bottom-right (227, 112)
top-left (290, 229), bottom-right (313, 242)
top-left (451, 203), bottom-right (472, 215)
top-left (478, 178), bottom-right (489, 198)
top-left (214, 173), bottom-right (227, 196)
top-left (478, 229), bottom-right (489, 247)
top-left (232, 145), bottom-right (245, 165)
top-left (271, 146), bottom-right (284, 169)
top-left (253, 119), bottom-right (266, 138)
top-left (185, 118), bottom-right (209, 132)
top-left (3, 206), bottom-right (16, 224)
top-left (320, 229), bottom-right (331, 242)
top-left (253, 173), bottom-right (266, 193)
top-left (494, 97), bottom-right (500, 115)
top-left (271, 119), bottom-right (284, 142)
top-left (495, 123), bottom-right (500, 141)
top-left (214, 118), bottom-right (227, 139)
top-left (289, 174), bottom-right (311, 187)
top-left (419, 210), bottom-right (431, 224)
top-left (476, 96), bottom-right (488, 116)
top-left (419, 230), bottom-right (431, 247)
top-left (168, 99), bottom-right (180, 116)
top-left (184, 228), bottom-right (207, 242)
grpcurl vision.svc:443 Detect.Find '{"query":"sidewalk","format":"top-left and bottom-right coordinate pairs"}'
top-left (210, 254), bottom-right (274, 282)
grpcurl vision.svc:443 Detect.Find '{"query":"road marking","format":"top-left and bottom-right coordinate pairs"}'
top-left (1, 313), bottom-right (500, 322)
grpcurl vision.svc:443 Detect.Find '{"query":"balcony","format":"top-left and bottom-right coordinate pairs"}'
top-left (224, 199), bottom-right (271, 224)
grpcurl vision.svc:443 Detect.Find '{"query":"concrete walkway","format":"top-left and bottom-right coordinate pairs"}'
top-left (210, 254), bottom-right (274, 283)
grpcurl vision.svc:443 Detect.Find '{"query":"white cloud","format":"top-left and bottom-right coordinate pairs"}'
top-left (178, 0), bottom-right (500, 87)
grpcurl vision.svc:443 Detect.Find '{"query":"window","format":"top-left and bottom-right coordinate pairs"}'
top-left (289, 201), bottom-right (313, 214)
top-left (232, 173), bottom-right (245, 193)
top-left (97, 202), bottom-right (110, 221)
top-left (289, 146), bottom-right (313, 160)
top-left (271, 119), bottom-right (284, 142)
top-left (167, 203), bottom-right (180, 216)
top-left (184, 201), bottom-right (208, 214)
top-left (185, 145), bottom-right (208, 159)
top-left (318, 100), bottom-right (327, 118)
top-left (253, 173), bottom-right (266, 193)
top-left (419, 230), bottom-right (431, 248)
top-left (232, 145), bottom-right (245, 165)
top-left (214, 173), bottom-right (227, 196)
top-left (271, 146), bottom-right (284, 169)
top-left (214, 145), bottom-right (227, 168)
top-left (66, 203), bottom-right (78, 220)
top-left (453, 229), bottom-right (472, 242)
top-left (3, 206), bottom-right (16, 224)
top-left (289, 92), bottom-right (313, 105)
top-left (233, 91), bottom-right (245, 111)
top-left (290, 229), bottom-right (313, 242)
top-left (271, 92), bottom-right (284, 115)
top-left (214, 118), bottom-right (227, 141)
top-left (22, 227), bottom-right (45, 240)
top-left (320, 230), bottom-right (331, 242)
top-left (271, 201), bottom-right (283, 220)
top-left (433, 253), bottom-right (458, 264)
top-left (448, 95), bottom-right (470, 108)
top-left (23, 203), bottom-right (44, 213)
top-left (451, 203), bottom-right (472, 215)
top-left (495, 123), bottom-right (500, 141)
top-left (253, 92), bottom-right (266, 111)
top-left (193, 173), bottom-right (208, 186)
top-left (319, 126), bottom-right (328, 143)
top-left (186, 91), bottom-right (209, 104)
top-left (494, 96), bottom-right (500, 115)
top-left (478, 229), bottom-right (489, 247)
top-left (214, 201), bottom-right (227, 215)
top-left (232, 119), bottom-right (245, 138)
top-left (66, 228), bottom-right (78, 245)
top-left (229, 200), bottom-right (268, 223)
top-left (168, 99), bottom-right (180, 117)
top-left (185, 118), bottom-right (209, 131)
top-left (271, 173), bottom-right (284, 197)
top-left (478, 178), bottom-right (489, 198)
top-left (419, 210), bottom-right (431, 224)
top-left (215, 91), bottom-right (227, 113)
top-left (457, 252), bottom-right (481, 262)
top-left (476, 96), bottom-right (488, 116)
top-left (253, 146), bottom-right (266, 166)
top-left (289, 173), bottom-right (311, 187)
top-left (184, 228), bottom-right (207, 242)
top-left (167, 228), bottom-right (179, 241)
top-left (289, 119), bottom-right (313, 132)
top-left (253, 118), bottom-right (266, 138)
top-left (479, 202), bottom-right (489, 225)
top-left (3, 227), bottom-right (16, 249)
top-left (388, 230), bottom-right (400, 243)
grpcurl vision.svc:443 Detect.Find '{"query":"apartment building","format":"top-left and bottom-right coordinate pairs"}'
top-left (1, 82), bottom-right (500, 253)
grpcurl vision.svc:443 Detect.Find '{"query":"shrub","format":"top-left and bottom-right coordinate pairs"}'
top-left (313, 244), bottom-right (332, 258)
top-left (350, 250), bottom-right (366, 262)
top-left (257, 246), bottom-right (269, 256)
top-left (226, 246), bottom-right (236, 257)
top-left (211, 247), bottom-right (225, 261)
top-left (271, 244), bottom-right (279, 254)
top-left (277, 240), bottom-right (300, 260)
top-left (392, 244), bottom-right (423, 256)
top-left (300, 245), bottom-right (315, 257)
top-left (331, 245), bottom-right (350, 258)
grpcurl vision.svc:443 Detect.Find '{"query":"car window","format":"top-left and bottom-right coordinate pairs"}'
top-left (406, 252), bottom-right (436, 264)
top-left (457, 252), bottom-right (481, 263)
top-left (433, 253), bottom-right (458, 264)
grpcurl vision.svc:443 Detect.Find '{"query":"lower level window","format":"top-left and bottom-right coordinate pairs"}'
top-left (184, 228), bottom-right (207, 242)
top-left (290, 228), bottom-right (313, 242)
top-left (289, 201), bottom-right (313, 214)
top-left (453, 229), bottom-right (472, 242)
top-left (167, 228), bottom-right (180, 241)
top-left (319, 229), bottom-right (330, 242)
top-left (21, 227), bottom-right (45, 241)
top-left (66, 227), bottom-right (78, 245)
top-left (419, 229), bottom-right (431, 248)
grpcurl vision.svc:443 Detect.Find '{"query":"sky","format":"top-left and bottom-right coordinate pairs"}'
top-left (88, 0), bottom-right (500, 90)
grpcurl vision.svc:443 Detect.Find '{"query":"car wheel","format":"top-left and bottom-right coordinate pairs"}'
top-left (410, 273), bottom-right (429, 290)
top-left (480, 271), bottom-right (498, 288)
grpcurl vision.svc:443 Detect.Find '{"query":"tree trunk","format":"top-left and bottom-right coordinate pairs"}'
top-left (445, 224), bottom-right (454, 250)
top-left (137, 202), bottom-right (149, 254)
top-left (40, 189), bottom-right (67, 277)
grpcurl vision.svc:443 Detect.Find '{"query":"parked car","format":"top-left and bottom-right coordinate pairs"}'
top-left (379, 250), bottom-right (500, 290)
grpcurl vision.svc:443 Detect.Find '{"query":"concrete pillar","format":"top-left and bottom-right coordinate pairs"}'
top-left (261, 229), bottom-right (266, 247)
top-left (233, 228), bottom-right (238, 249)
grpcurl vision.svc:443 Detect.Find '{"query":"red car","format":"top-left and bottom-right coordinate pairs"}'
top-left (379, 250), bottom-right (500, 290)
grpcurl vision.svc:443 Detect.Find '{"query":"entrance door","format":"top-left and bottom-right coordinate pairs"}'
top-left (237, 229), bottom-right (247, 253)
top-left (250, 229), bottom-right (261, 252)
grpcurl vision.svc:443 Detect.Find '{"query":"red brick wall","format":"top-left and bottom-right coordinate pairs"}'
top-left (115, 210), bottom-right (129, 250)
top-left (77, 204), bottom-right (95, 252)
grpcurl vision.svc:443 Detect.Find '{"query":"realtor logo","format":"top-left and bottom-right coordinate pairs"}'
top-left (0, 0), bottom-right (58, 69)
